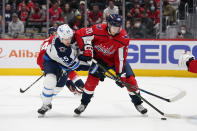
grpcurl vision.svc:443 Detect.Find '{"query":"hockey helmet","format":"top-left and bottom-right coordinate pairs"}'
top-left (48, 27), bottom-right (57, 35)
top-left (106, 14), bottom-right (122, 27)
top-left (57, 24), bottom-right (73, 41)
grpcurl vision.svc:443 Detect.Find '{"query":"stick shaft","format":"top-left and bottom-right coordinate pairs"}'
top-left (20, 75), bottom-right (44, 93)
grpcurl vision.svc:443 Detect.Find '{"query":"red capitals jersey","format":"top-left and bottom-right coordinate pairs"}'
top-left (189, 60), bottom-right (197, 73)
top-left (37, 35), bottom-right (55, 70)
top-left (75, 23), bottom-right (129, 74)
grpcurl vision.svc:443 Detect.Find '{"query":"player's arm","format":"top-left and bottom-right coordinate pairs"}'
top-left (75, 27), bottom-right (94, 62)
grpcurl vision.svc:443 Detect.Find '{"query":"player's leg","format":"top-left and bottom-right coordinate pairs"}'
top-left (38, 60), bottom-right (60, 116)
top-left (53, 70), bottom-right (68, 95)
top-left (74, 74), bottom-right (100, 115)
top-left (121, 61), bottom-right (147, 114)
top-left (74, 62), bottom-right (103, 115)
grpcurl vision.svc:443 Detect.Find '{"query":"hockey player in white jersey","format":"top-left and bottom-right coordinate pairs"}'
top-left (37, 24), bottom-right (89, 116)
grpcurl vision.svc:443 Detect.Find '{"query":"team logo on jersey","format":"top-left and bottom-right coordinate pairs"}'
top-left (94, 45), bottom-right (115, 56)
top-left (86, 28), bottom-right (93, 34)
top-left (122, 35), bottom-right (129, 39)
top-left (59, 47), bottom-right (66, 52)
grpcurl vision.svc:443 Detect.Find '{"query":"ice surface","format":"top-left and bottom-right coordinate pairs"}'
top-left (0, 76), bottom-right (197, 131)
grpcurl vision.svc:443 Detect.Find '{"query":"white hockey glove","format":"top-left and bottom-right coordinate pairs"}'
top-left (178, 51), bottom-right (194, 67)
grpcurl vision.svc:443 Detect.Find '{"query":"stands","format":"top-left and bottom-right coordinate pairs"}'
top-left (0, 0), bottom-right (196, 39)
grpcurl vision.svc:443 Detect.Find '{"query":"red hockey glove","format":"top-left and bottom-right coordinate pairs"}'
top-left (78, 44), bottom-right (93, 62)
top-left (83, 44), bottom-right (93, 57)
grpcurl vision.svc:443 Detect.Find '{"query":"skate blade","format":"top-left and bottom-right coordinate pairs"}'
top-left (38, 114), bottom-right (46, 118)
top-left (73, 113), bottom-right (81, 117)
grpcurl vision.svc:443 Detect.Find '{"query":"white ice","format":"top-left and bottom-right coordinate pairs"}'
top-left (0, 76), bottom-right (197, 131)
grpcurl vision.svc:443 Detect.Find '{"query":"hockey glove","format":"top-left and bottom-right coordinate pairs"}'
top-left (78, 44), bottom-right (93, 62)
top-left (89, 62), bottom-right (106, 82)
top-left (178, 51), bottom-right (194, 68)
top-left (115, 73), bottom-right (124, 88)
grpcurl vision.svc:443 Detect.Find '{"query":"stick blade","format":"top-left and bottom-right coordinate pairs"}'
top-left (169, 90), bottom-right (186, 102)
top-left (164, 113), bottom-right (182, 119)
top-left (20, 88), bottom-right (25, 93)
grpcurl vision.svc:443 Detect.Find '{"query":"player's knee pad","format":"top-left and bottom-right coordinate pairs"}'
top-left (42, 73), bottom-right (57, 97)
top-left (84, 74), bottom-right (100, 94)
top-left (44, 73), bottom-right (57, 89)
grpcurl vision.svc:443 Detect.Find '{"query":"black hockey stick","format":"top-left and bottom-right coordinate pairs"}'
top-left (20, 75), bottom-right (44, 93)
top-left (93, 59), bottom-right (181, 118)
top-left (92, 60), bottom-right (185, 103)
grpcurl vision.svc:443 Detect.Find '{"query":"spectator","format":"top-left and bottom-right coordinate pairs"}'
top-left (28, 3), bottom-right (46, 22)
top-left (76, 1), bottom-right (89, 22)
top-left (129, 2), bottom-right (144, 18)
top-left (5, 3), bottom-right (13, 33)
top-left (88, 3), bottom-right (103, 26)
top-left (163, 0), bottom-right (176, 24)
top-left (78, 1), bottom-right (86, 17)
top-left (27, 0), bottom-right (35, 12)
top-left (103, 0), bottom-right (119, 21)
top-left (179, 25), bottom-right (193, 39)
top-left (130, 18), bottom-right (148, 39)
top-left (125, 20), bottom-right (132, 37)
top-left (176, 32), bottom-right (184, 39)
top-left (18, 3), bottom-right (30, 24)
top-left (141, 11), bottom-right (155, 38)
top-left (62, 3), bottom-right (75, 24)
top-left (8, 13), bottom-right (24, 38)
top-left (17, 0), bottom-right (27, 12)
top-left (49, 1), bottom-right (63, 25)
top-left (69, 10), bottom-right (84, 30)
top-left (147, 2), bottom-right (160, 25)
top-left (7, 0), bottom-right (18, 12)
top-left (27, 3), bottom-right (46, 32)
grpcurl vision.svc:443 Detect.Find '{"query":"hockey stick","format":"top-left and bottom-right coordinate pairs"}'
top-left (92, 60), bottom-right (185, 103)
top-left (20, 75), bottom-right (44, 93)
top-left (93, 59), bottom-right (181, 118)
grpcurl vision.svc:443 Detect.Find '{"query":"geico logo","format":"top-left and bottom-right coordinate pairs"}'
top-left (9, 50), bottom-right (39, 58)
top-left (127, 45), bottom-right (197, 64)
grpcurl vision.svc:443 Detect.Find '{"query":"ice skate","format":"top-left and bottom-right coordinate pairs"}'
top-left (37, 104), bottom-right (52, 117)
top-left (134, 104), bottom-right (147, 115)
top-left (74, 103), bottom-right (87, 116)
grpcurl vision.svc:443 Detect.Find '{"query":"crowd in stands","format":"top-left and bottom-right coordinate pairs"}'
top-left (0, 0), bottom-right (196, 39)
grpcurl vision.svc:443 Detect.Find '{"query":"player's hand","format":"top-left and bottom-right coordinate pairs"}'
top-left (178, 51), bottom-right (194, 67)
top-left (78, 45), bottom-right (93, 62)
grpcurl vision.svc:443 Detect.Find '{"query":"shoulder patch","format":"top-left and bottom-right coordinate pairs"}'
top-left (59, 47), bottom-right (66, 52)
top-left (122, 35), bottom-right (129, 39)
top-left (96, 24), bottom-right (102, 30)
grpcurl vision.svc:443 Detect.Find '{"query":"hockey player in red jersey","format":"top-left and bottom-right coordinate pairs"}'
top-left (74, 14), bottom-right (147, 115)
top-left (179, 51), bottom-right (197, 73)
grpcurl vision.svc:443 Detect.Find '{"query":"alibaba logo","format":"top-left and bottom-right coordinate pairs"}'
top-left (0, 48), bottom-right (6, 58)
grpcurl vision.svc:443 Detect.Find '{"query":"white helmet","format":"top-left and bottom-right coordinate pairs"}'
top-left (57, 24), bottom-right (73, 41)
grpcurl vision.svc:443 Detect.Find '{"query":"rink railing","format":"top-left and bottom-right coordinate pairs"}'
top-left (0, 39), bottom-right (197, 77)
